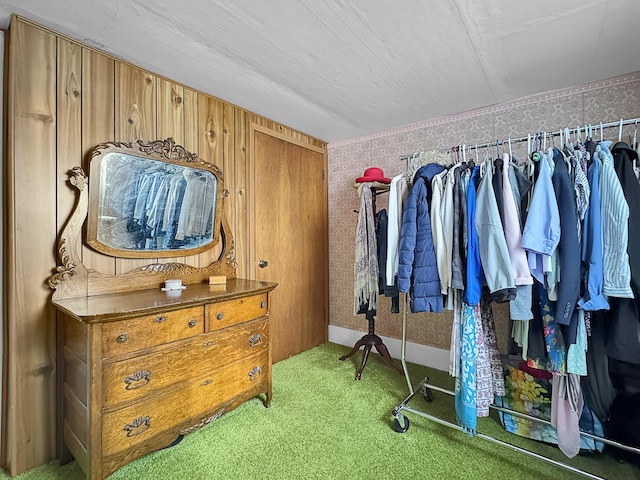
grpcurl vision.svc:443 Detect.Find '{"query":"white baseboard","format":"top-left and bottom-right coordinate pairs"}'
top-left (328, 325), bottom-right (449, 372)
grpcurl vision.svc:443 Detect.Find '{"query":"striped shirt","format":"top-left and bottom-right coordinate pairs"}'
top-left (598, 142), bottom-right (633, 298)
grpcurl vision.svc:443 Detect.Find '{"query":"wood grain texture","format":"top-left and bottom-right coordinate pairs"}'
top-left (234, 108), bottom-right (249, 278)
top-left (157, 79), bottom-right (184, 143)
top-left (102, 318), bottom-right (268, 407)
top-left (115, 62), bottom-right (157, 274)
top-left (182, 88), bottom-right (200, 268)
top-left (205, 293), bottom-right (268, 331)
top-left (197, 95), bottom-right (225, 268)
top-left (6, 17), bottom-right (326, 474)
top-left (55, 283), bottom-right (273, 479)
top-left (101, 306), bottom-right (204, 358)
top-left (56, 39), bottom-right (84, 463)
top-left (157, 79), bottom-right (187, 265)
top-left (82, 48), bottom-right (116, 276)
top-left (251, 126), bottom-right (328, 363)
top-left (57, 39), bottom-right (83, 255)
top-left (87, 323), bottom-right (104, 480)
top-left (5, 19), bottom-right (58, 473)
top-left (101, 351), bottom-right (268, 457)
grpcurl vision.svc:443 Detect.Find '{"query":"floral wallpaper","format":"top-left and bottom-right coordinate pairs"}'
top-left (327, 72), bottom-right (640, 353)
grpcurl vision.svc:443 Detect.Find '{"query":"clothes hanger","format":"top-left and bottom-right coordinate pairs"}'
top-left (482, 145), bottom-right (491, 173)
top-left (480, 152), bottom-right (489, 178)
top-left (633, 121), bottom-right (638, 171)
top-left (619, 118), bottom-right (623, 142)
top-left (531, 133), bottom-right (541, 162)
top-left (600, 122), bottom-right (604, 142)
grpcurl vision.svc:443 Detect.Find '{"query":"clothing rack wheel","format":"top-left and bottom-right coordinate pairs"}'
top-left (391, 294), bottom-right (640, 480)
top-left (391, 413), bottom-right (410, 433)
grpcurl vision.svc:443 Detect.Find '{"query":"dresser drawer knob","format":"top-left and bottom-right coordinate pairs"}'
top-left (202, 379), bottom-right (212, 386)
top-left (153, 315), bottom-right (167, 323)
top-left (188, 319), bottom-right (197, 328)
top-left (216, 312), bottom-right (224, 320)
top-left (124, 416), bottom-right (151, 437)
top-left (116, 333), bottom-right (129, 344)
top-left (260, 301), bottom-right (267, 309)
top-left (249, 333), bottom-right (263, 347)
top-left (203, 341), bottom-right (213, 347)
top-left (124, 370), bottom-right (152, 390)
top-left (248, 366), bottom-right (262, 381)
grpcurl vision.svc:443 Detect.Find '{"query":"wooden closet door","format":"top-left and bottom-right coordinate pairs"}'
top-left (251, 126), bottom-right (328, 363)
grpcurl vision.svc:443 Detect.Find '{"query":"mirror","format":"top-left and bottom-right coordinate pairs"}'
top-left (86, 139), bottom-right (224, 258)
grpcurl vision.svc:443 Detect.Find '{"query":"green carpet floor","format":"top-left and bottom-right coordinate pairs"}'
top-left (5, 342), bottom-right (639, 479)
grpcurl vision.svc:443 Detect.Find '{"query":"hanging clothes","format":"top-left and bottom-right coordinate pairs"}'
top-left (385, 173), bottom-right (409, 288)
top-left (462, 165), bottom-right (483, 306)
top-left (598, 141), bottom-right (633, 298)
top-left (440, 165), bottom-right (457, 307)
top-left (522, 151), bottom-right (560, 285)
top-left (474, 158), bottom-right (515, 302)
top-left (398, 163), bottom-right (446, 313)
top-left (550, 147), bottom-right (581, 337)
top-left (451, 164), bottom-right (470, 291)
top-left (455, 301), bottom-right (479, 432)
top-left (353, 184), bottom-right (379, 316)
top-left (606, 141), bottom-right (640, 365)
top-left (398, 117), bottom-right (640, 460)
top-left (578, 154), bottom-right (609, 312)
top-left (431, 169), bottom-right (449, 296)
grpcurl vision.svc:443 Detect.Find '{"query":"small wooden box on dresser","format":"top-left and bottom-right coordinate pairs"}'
top-left (48, 139), bottom-right (277, 480)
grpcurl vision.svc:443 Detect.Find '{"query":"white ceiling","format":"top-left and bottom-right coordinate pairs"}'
top-left (1, 1), bottom-right (640, 143)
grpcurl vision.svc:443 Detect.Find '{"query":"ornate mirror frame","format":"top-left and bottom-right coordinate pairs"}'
top-left (48, 139), bottom-right (237, 300)
top-left (86, 139), bottom-right (224, 258)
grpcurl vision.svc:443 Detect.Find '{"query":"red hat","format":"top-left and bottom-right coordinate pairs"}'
top-left (355, 167), bottom-right (391, 184)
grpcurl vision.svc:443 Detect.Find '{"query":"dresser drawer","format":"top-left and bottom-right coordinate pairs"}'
top-left (102, 306), bottom-right (204, 358)
top-left (205, 293), bottom-right (268, 331)
top-left (102, 318), bottom-right (269, 406)
top-left (102, 350), bottom-right (269, 456)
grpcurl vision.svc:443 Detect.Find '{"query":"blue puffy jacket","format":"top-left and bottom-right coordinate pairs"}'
top-left (398, 163), bottom-right (445, 313)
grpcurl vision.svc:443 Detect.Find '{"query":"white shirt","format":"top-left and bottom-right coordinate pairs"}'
top-left (386, 174), bottom-right (409, 286)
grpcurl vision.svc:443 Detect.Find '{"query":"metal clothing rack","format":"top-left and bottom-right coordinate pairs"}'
top-left (390, 117), bottom-right (640, 479)
top-left (399, 117), bottom-right (640, 162)
top-left (391, 295), bottom-right (640, 480)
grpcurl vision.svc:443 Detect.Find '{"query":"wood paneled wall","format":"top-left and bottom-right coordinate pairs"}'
top-left (3, 16), bottom-right (326, 476)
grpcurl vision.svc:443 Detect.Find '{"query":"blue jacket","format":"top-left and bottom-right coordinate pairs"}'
top-left (578, 156), bottom-right (609, 311)
top-left (398, 163), bottom-right (445, 313)
top-left (463, 166), bottom-right (484, 306)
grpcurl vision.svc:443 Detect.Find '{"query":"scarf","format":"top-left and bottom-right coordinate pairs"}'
top-left (353, 183), bottom-right (378, 315)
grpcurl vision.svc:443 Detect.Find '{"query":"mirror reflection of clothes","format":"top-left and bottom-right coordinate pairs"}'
top-left (175, 173), bottom-right (216, 241)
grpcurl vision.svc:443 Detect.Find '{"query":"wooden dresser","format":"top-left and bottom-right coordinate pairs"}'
top-left (52, 279), bottom-right (277, 479)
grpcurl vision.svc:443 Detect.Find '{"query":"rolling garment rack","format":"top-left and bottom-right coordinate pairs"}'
top-left (390, 117), bottom-right (640, 480)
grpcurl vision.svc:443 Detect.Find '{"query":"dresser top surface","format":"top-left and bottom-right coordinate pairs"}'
top-left (51, 278), bottom-right (277, 323)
